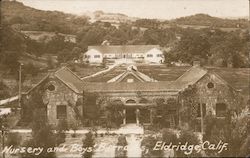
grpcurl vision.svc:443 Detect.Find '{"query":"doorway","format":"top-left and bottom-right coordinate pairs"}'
top-left (126, 107), bottom-right (136, 123)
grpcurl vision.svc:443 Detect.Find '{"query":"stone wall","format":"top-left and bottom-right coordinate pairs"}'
top-left (195, 73), bottom-right (241, 116)
top-left (44, 77), bottom-right (82, 126)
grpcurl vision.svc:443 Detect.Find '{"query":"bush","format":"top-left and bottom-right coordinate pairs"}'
top-left (162, 128), bottom-right (178, 144)
top-left (82, 131), bottom-right (95, 158)
top-left (6, 132), bottom-right (21, 147)
top-left (115, 135), bottom-right (127, 158)
top-left (141, 135), bottom-right (163, 157)
top-left (176, 130), bottom-right (202, 157)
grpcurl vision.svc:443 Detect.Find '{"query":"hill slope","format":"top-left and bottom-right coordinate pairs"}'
top-left (1, 0), bottom-right (89, 34)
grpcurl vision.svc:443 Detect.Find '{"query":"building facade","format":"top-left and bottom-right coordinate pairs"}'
top-left (23, 63), bottom-right (243, 129)
top-left (83, 45), bottom-right (165, 64)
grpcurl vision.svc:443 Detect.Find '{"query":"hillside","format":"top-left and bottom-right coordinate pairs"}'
top-left (1, 0), bottom-right (89, 34)
top-left (170, 14), bottom-right (248, 29)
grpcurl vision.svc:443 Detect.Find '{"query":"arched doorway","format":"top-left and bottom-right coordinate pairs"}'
top-left (125, 99), bottom-right (137, 123)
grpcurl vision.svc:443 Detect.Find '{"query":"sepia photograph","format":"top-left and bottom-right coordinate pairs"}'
top-left (0, 0), bottom-right (249, 157)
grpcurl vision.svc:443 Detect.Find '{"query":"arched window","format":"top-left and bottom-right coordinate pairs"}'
top-left (112, 99), bottom-right (123, 105)
top-left (216, 103), bottom-right (227, 117)
top-left (126, 99), bottom-right (136, 104)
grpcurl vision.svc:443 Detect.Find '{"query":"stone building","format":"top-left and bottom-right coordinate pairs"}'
top-left (22, 62), bottom-right (243, 129)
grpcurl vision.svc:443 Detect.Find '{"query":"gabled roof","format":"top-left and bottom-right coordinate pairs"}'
top-left (88, 45), bottom-right (160, 54)
top-left (83, 81), bottom-right (181, 93)
top-left (25, 67), bottom-right (84, 94)
top-left (107, 66), bottom-right (157, 83)
top-left (55, 67), bottom-right (84, 94)
top-left (175, 66), bottom-right (208, 89)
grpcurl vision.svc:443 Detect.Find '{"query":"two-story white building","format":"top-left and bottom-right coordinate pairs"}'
top-left (83, 45), bottom-right (165, 64)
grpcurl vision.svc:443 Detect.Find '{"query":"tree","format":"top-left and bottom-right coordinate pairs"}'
top-left (82, 131), bottom-right (95, 158)
top-left (141, 135), bottom-right (163, 157)
top-left (21, 92), bottom-right (56, 158)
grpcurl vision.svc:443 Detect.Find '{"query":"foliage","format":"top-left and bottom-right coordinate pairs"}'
top-left (21, 91), bottom-right (44, 124)
top-left (23, 62), bottom-right (39, 76)
top-left (161, 128), bottom-right (178, 145)
top-left (6, 132), bottom-right (22, 147)
top-left (83, 92), bottom-right (100, 121)
top-left (82, 131), bottom-right (95, 158)
top-left (21, 92), bottom-right (56, 158)
top-left (169, 29), bottom-right (249, 67)
top-left (176, 130), bottom-right (202, 157)
top-left (203, 111), bottom-right (249, 157)
top-left (55, 119), bottom-right (68, 145)
top-left (21, 124), bottom-right (56, 158)
top-left (105, 100), bottom-right (124, 128)
top-left (172, 14), bottom-right (248, 28)
top-left (179, 85), bottom-right (199, 130)
top-left (0, 81), bottom-right (10, 100)
top-left (115, 135), bottom-right (127, 158)
top-left (141, 135), bottom-right (163, 157)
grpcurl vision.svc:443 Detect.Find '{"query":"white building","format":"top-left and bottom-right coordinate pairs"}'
top-left (83, 45), bottom-right (165, 64)
top-left (83, 49), bottom-right (103, 64)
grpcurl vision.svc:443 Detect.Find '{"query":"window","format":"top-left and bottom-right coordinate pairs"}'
top-left (126, 99), bottom-right (136, 104)
top-left (94, 55), bottom-right (101, 58)
top-left (197, 103), bottom-right (206, 117)
top-left (207, 82), bottom-right (214, 89)
top-left (57, 105), bottom-right (67, 119)
top-left (216, 103), bottom-right (227, 117)
top-left (147, 54), bottom-right (153, 57)
top-left (47, 84), bottom-right (55, 91)
top-left (157, 54), bottom-right (162, 57)
top-left (127, 78), bottom-right (134, 83)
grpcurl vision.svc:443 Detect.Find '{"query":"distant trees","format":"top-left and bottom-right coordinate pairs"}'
top-left (168, 28), bottom-right (249, 68)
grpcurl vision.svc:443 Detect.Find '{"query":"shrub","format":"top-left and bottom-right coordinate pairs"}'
top-left (6, 132), bottom-right (21, 147)
top-left (141, 135), bottom-right (163, 157)
top-left (82, 131), bottom-right (95, 158)
top-left (176, 130), bottom-right (202, 157)
top-left (115, 135), bottom-right (127, 158)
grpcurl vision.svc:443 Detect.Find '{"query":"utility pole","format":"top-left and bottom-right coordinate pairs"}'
top-left (1, 130), bottom-right (5, 158)
top-left (200, 98), bottom-right (204, 143)
top-left (18, 63), bottom-right (23, 108)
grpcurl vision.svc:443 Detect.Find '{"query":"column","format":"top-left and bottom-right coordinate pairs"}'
top-left (136, 109), bottom-right (140, 125)
top-left (150, 109), bottom-right (153, 125)
top-left (123, 109), bottom-right (126, 125)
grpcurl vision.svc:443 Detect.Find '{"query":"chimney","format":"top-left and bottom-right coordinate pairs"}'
top-left (193, 61), bottom-right (201, 67)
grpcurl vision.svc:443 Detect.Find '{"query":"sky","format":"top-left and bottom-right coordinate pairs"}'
top-left (17, 0), bottom-right (249, 20)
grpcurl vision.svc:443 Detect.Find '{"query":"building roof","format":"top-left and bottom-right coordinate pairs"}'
top-left (25, 65), bottom-right (249, 97)
top-left (25, 66), bottom-right (84, 94)
top-left (88, 45), bottom-right (160, 54)
top-left (107, 65), bottom-right (157, 83)
top-left (175, 65), bottom-right (208, 89)
top-left (83, 81), bottom-right (181, 93)
top-left (55, 67), bottom-right (84, 94)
